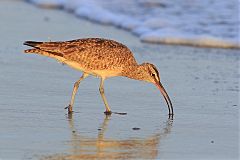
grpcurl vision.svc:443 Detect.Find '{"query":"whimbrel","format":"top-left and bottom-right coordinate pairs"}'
top-left (23, 38), bottom-right (173, 115)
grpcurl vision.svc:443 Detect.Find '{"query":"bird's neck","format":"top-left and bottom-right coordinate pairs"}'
top-left (122, 64), bottom-right (146, 81)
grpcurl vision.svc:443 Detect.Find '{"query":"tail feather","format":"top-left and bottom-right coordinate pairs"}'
top-left (24, 48), bottom-right (64, 58)
top-left (23, 41), bottom-right (43, 48)
top-left (24, 49), bottom-right (40, 53)
top-left (23, 40), bottom-right (63, 57)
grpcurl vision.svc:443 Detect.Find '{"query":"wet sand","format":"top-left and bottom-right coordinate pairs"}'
top-left (0, 0), bottom-right (239, 159)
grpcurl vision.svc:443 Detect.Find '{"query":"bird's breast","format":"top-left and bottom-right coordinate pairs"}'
top-left (91, 69), bottom-right (122, 78)
top-left (62, 59), bottom-right (122, 78)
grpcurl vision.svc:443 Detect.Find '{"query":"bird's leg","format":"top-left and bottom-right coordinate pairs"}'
top-left (66, 73), bottom-right (89, 114)
top-left (99, 78), bottom-right (112, 115)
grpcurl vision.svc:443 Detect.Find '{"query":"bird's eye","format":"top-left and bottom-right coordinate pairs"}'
top-left (151, 73), bottom-right (155, 77)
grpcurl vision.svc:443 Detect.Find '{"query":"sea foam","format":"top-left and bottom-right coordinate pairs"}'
top-left (27, 0), bottom-right (240, 49)
top-left (28, 0), bottom-right (65, 8)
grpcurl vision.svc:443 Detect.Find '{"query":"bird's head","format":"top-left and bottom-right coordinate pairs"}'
top-left (140, 63), bottom-right (173, 116)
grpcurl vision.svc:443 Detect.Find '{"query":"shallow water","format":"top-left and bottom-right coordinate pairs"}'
top-left (0, 1), bottom-right (239, 159)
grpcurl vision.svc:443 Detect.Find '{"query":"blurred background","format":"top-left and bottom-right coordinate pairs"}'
top-left (29, 0), bottom-right (239, 48)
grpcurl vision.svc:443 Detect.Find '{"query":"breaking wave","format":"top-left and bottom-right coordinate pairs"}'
top-left (26, 0), bottom-right (240, 49)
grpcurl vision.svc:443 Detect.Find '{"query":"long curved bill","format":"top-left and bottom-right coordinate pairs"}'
top-left (155, 81), bottom-right (173, 115)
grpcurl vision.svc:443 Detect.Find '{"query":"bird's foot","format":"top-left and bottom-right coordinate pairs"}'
top-left (104, 110), bottom-right (112, 115)
top-left (112, 112), bottom-right (127, 115)
top-left (65, 105), bottom-right (73, 114)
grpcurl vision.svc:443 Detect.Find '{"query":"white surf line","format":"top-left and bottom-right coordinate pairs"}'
top-left (26, 0), bottom-right (240, 49)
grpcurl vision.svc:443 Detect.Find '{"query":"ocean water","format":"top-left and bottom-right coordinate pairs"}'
top-left (28, 0), bottom-right (239, 49)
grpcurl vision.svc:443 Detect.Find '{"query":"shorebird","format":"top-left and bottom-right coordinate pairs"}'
top-left (23, 38), bottom-right (173, 115)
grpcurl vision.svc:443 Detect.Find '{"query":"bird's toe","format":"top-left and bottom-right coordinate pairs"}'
top-left (65, 104), bottom-right (73, 114)
top-left (104, 110), bottom-right (112, 115)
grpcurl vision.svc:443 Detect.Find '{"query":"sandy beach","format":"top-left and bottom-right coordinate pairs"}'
top-left (0, 0), bottom-right (239, 159)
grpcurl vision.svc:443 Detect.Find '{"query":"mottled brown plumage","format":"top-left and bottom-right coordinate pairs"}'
top-left (24, 38), bottom-right (173, 116)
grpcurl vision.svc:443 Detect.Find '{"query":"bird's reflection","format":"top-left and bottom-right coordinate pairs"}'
top-left (44, 114), bottom-right (173, 160)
